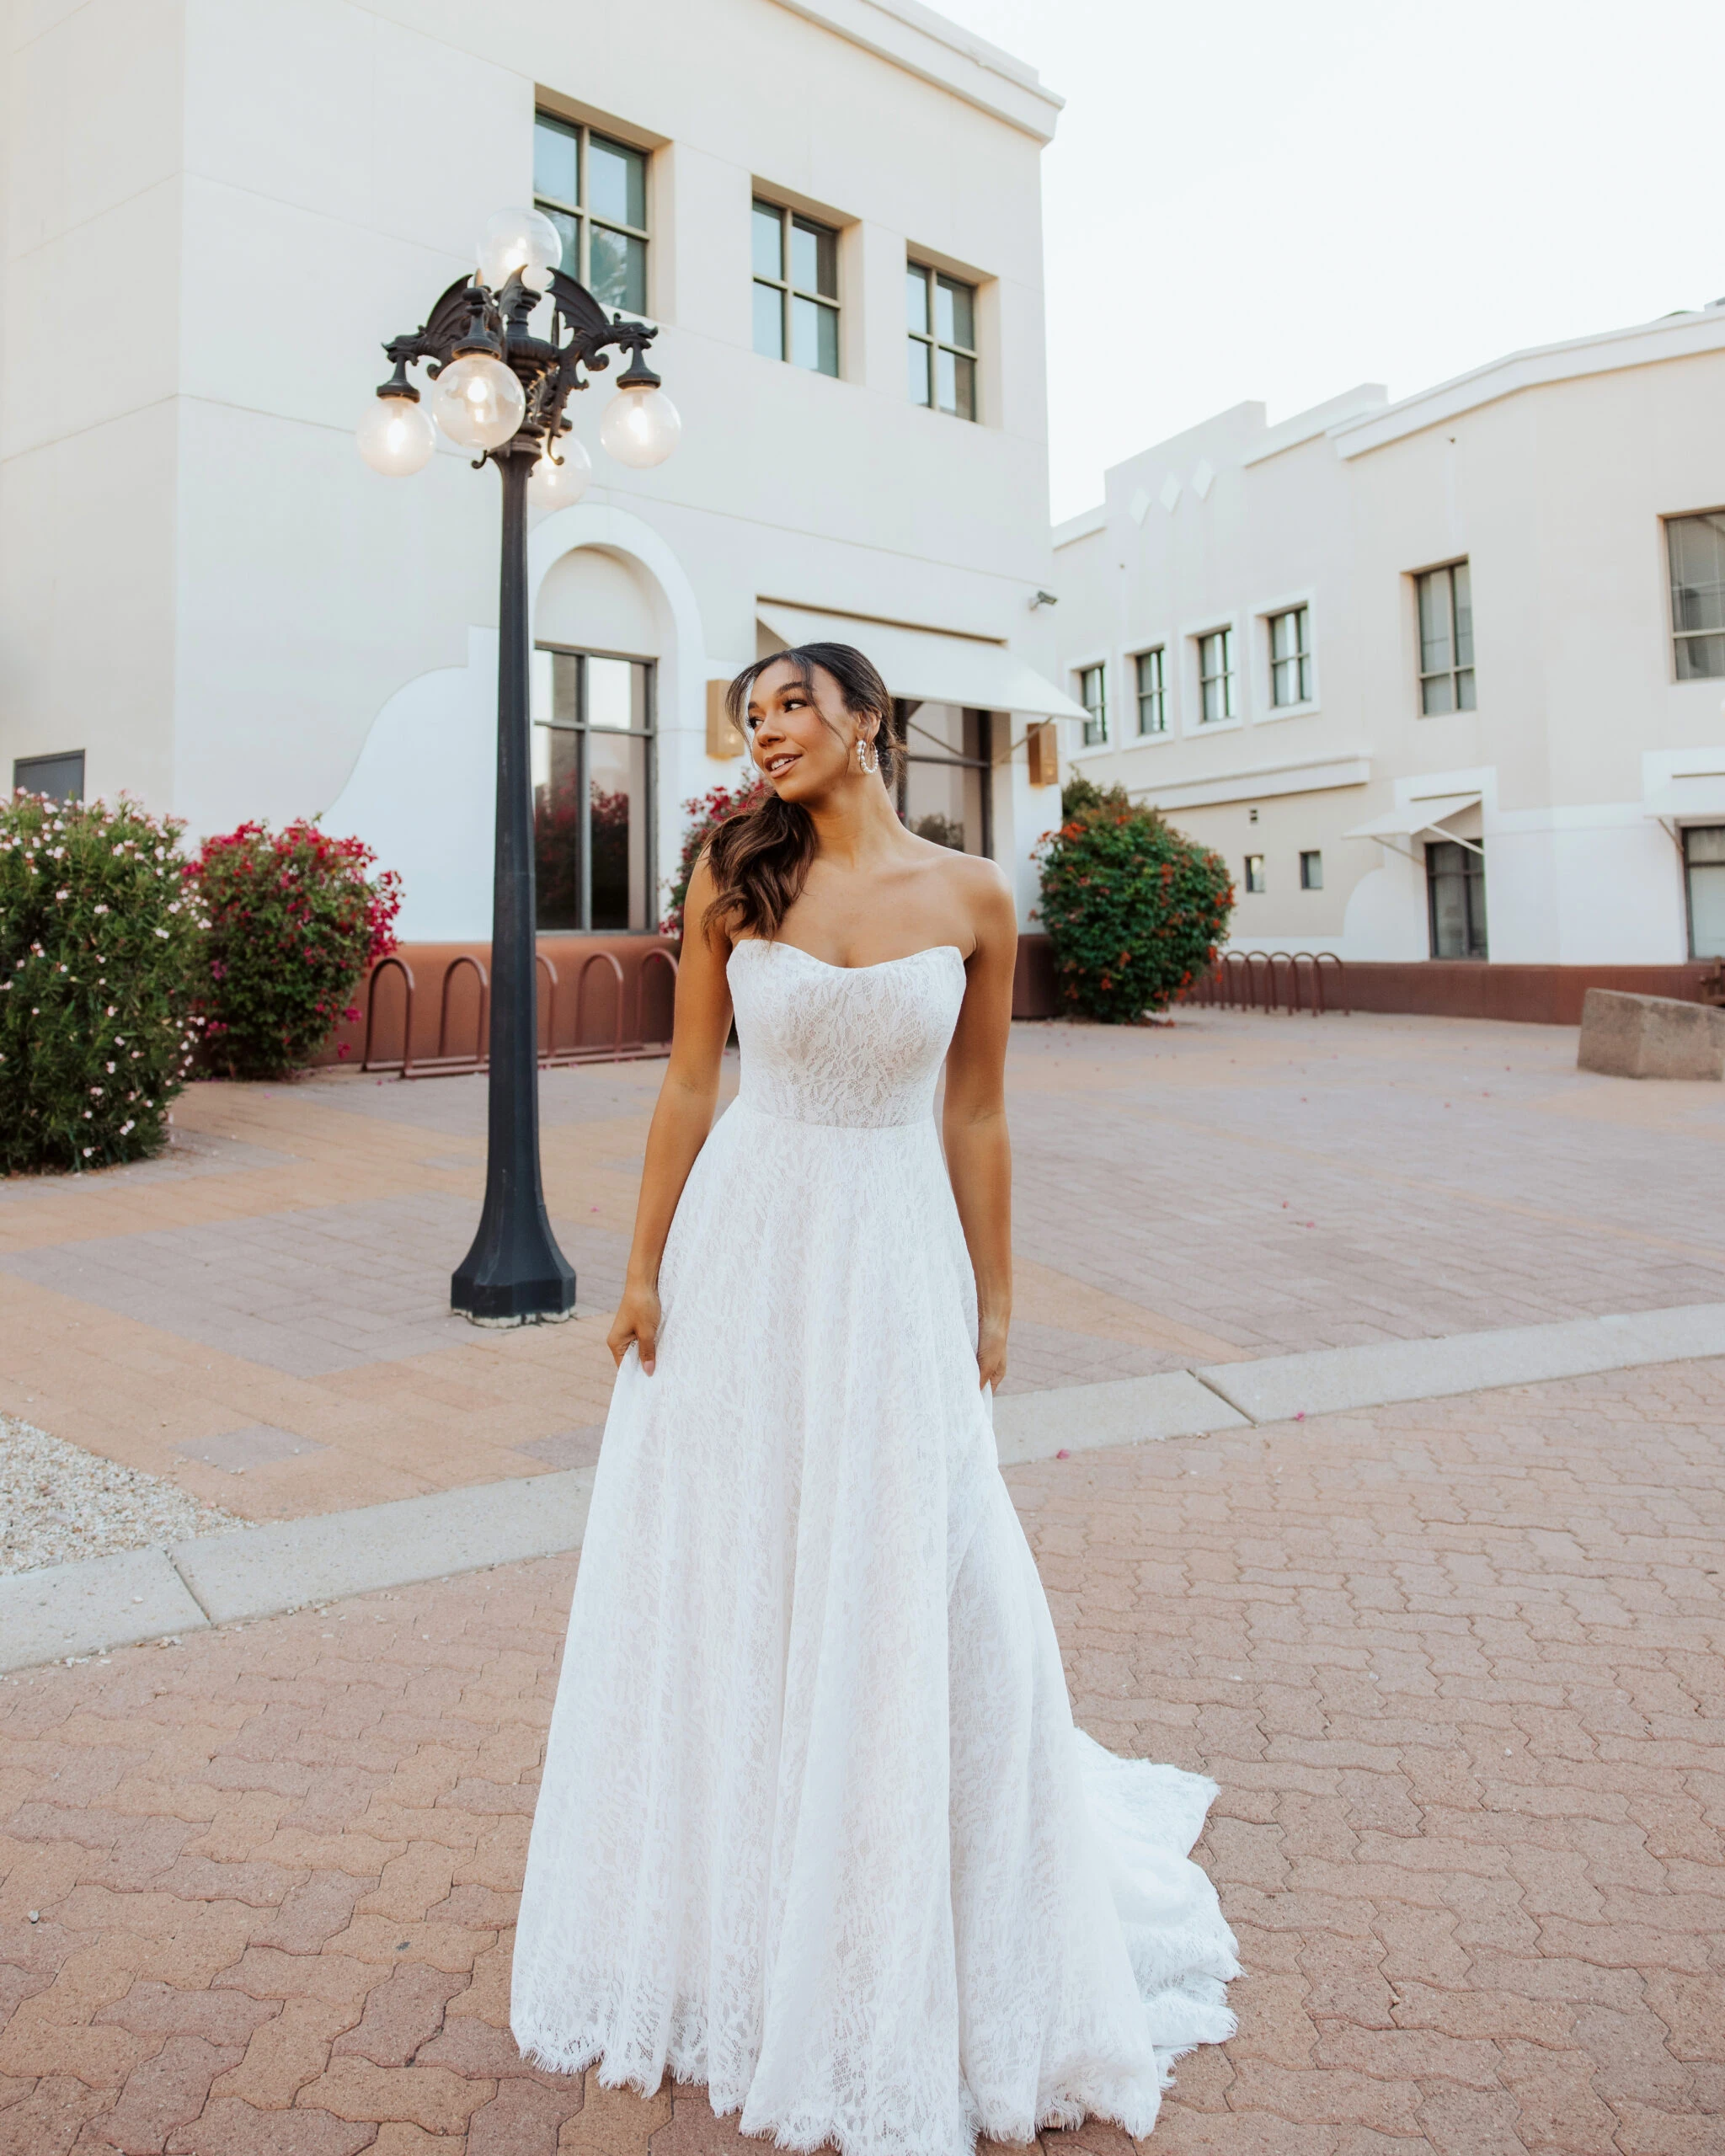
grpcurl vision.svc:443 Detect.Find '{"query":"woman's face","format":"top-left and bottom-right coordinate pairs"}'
top-left (746, 659), bottom-right (876, 803)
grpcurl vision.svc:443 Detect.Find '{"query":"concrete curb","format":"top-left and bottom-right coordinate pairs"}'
top-left (1197, 1302), bottom-right (1725, 1425)
top-left (7, 1302), bottom-right (1723, 1676)
top-left (993, 1369), bottom-right (1247, 1465)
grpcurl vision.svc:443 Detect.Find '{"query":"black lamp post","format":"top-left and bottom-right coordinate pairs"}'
top-left (359, 210), bottom-right (681, 1325)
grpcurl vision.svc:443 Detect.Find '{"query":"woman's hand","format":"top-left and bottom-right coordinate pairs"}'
top-left (607, 1282), bottom-right (662, 1374)
top-left (976, 1309), bottom-right (1009, 1393)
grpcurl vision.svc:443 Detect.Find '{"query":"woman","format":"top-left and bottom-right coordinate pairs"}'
top-left (512, 644), bottom-right (1237, 2153)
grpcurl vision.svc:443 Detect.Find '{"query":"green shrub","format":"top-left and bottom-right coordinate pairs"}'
top-left (661, 777), bottom-right (767, 936)
top-left (0, 791), bottom-right (206, 1173)
top-left (190, 819), bottom-right (401, 1080)
top-left (1034, 798), bottom-right (1234, 1022)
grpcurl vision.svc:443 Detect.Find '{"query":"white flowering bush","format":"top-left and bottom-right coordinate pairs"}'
top-left (0, 791), bottom-right (206, 1173)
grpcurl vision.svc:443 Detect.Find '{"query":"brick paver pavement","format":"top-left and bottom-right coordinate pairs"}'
top-left (2, 1011), bottom-right (1722, 1527)
top-left (5, 1358), bottom-right (1722, 2154)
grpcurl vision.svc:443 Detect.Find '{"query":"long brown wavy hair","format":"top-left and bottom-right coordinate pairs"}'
top-left (701, 643), bottom-right (900, 944)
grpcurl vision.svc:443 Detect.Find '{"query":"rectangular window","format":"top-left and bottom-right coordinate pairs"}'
top-left (1668, 513), bottom-right (1725, 680)
top-left (1268, 606), bottom-right (1312, 707)
top-left (895, 704), bottom-right (995, 859)
top-left (1416, 563), bottom-right (1477, 714)
top-left (905, 264), bottom-right (977, 419)
top-left (1134, 648), bottom-right (1167, 734)
top-left (1198, 628), bottom-right (1236, 723)
top-left (1078, 664), bottom-right (1107, 747)
top-left (753, 201), bottom-right (839, 376)
top-left (12, 750), bottom-right (84, 801)
top-left (1300, 849), bottom-right (1323, 891)
top-left (1685, 825), bottom-right (1725, 958)
top-left (531, 648), bottom-right (655, 931)
top-left (533, 111), bottom-right (648, 313)
top-left (1426, 838), bottom-right (1487, 958)
top-left (1244, 854), bottom-right (1266, 894)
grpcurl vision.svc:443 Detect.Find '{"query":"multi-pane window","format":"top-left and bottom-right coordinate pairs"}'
top-left (1135, 648), bottom-right (1167, 735)
top-left (1668, 513), bottom-right (1725, 680)
top-left (1685, 826), bottom-right (1725, 958)
top-left (1198, 628), bottom-right (1236, 723)
top-left (1078, 664), bottom-right (1107, 746)
top-left (1300, 850), bottom-right (1323, 890)
top-left (1269, 606), bottom-right (1311, 707)
top-left (906, 265), bottom-right (977, 420)
top-left (531, 648), bottom-right (655, 932)
top-left (1427, 839), bottom-right (1487, 958)
top-left (752, 201), bottom-right (839, 376)
top-left (1243, 854), bottom-right (1266, 894)
top-left (533, 113), bottom-right (648, 313)
top-left (1416, 563), bottom-right (1476, 713)
top-left (895, 704), bottom-right (995, 859)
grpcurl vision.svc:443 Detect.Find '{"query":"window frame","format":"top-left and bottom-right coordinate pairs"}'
top-left (1196, 627), bottom-right (1237, 725)
top-left (894, 703), bottom-right (996, 860)
top-left (1684, 824), bottom-right (1725, 959)
top-left (532, 110), bottom-right (650, 316)
top-left (1415, 560), bottom-right (1477, 715)
top-left (1665, 511), bottom-right (1725, 682)
top-left (1133, 647), bottom-right (1167, 736)
top-left (905, 261), bottom-right (979, 421)
top-left (752, 198), bottom-right (841, 378)
top-left (531, 642), bottom-right (658, 934)
top-left (1425, 837), bottom-right (1488, 958)
top-left (1268, 605), bottom-right (1313, 709)
top-left (12, 750), bottom-right (84, 802)
top-left (1299, 849), bottom-right (1323, 892)
top-left (1076, 663), bottom-right (1108, 747)
top-left (1243, 853), bottom-right (1266, 894)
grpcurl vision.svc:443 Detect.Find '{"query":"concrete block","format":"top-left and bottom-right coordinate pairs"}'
top-left (0, 1547), bottom-right (209, 1674)
top-left (1578, 989), bottom-right (1725, 1080)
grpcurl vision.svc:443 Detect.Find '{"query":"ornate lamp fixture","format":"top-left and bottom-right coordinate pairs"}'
top-left (359, 211), bottom-right (681, 1326)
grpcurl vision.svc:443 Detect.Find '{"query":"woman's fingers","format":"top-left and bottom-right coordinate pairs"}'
top-left (637, 1320), bottom-right (657, 1377)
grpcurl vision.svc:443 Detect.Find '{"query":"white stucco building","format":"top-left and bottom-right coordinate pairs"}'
top-left (1, 0), bottom-right (1082, 942)
top-left (1053, 308), bottom-right (1725, 971)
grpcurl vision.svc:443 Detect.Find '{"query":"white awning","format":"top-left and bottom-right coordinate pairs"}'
top-left (1345, 792), bottom-right (1482, 841)
top-left (1644, 773), bottom-right (1725, 823)
top-left (756, 602), bottom-right (1089, 721)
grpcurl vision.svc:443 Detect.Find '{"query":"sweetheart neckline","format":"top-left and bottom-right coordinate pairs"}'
top-left (730, 941), bottom-right (967, 975)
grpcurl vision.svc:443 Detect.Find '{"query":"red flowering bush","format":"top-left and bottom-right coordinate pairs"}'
top-left (0, 790), bottom-right (206, 1172)
top-left (660, 777), bottom-right (768, 937)
top-left (189, 819), bottom-right (401, 1079)
top-left (1034, 787), bottom-right (1233, 1022)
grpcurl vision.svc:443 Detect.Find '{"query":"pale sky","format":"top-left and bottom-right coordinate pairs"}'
top-left (934, 0), bottom-right (1725, 521)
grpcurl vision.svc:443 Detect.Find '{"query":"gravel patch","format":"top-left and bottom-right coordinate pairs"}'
top-left (1, 1416), bottom-right (247, 1575)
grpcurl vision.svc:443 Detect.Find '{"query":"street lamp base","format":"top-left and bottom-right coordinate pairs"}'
top-left (450, 1251), bottom-right (577, 1326)
top-left (457, 1302), bottom-right (577, 1330)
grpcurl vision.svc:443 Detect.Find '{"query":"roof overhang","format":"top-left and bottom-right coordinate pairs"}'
top-left (756, 602), bottom-right (1089, 720)
top-left (1347, 792), bottom-right (1482, 841)
top-left (1643, 772), bottom-right (1725, 824)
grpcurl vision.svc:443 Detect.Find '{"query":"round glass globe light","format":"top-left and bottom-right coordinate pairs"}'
top-left (599, 384), bottom-right (681, 469)
top-left (528, 436), bottom-right (593, 510)
top-left (430, 354), bottom-right (526, 451)
top-left (478, 206), bottom-right (563, 295)
top-left (355, 394), bottom-right (436, 477)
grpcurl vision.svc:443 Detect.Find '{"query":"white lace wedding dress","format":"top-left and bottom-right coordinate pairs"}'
top-left (511, 939), bottom-right (1238, 2153)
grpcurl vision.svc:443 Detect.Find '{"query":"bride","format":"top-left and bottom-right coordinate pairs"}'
top-left (511, 643), bottom-right (1237, 2153)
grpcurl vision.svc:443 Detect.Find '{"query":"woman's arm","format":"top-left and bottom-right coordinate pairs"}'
top-left (942, 865), bottom-right (1018, 1390)
top-left (606, 858), bottom-right (734, 1374)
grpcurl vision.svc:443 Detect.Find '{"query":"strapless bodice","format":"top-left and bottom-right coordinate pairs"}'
top-left (727, 940), bottom-right (967, 1129)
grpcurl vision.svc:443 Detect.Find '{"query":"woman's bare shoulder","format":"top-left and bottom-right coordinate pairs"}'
top-left (919, 846), bottom-right (1014, 952)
